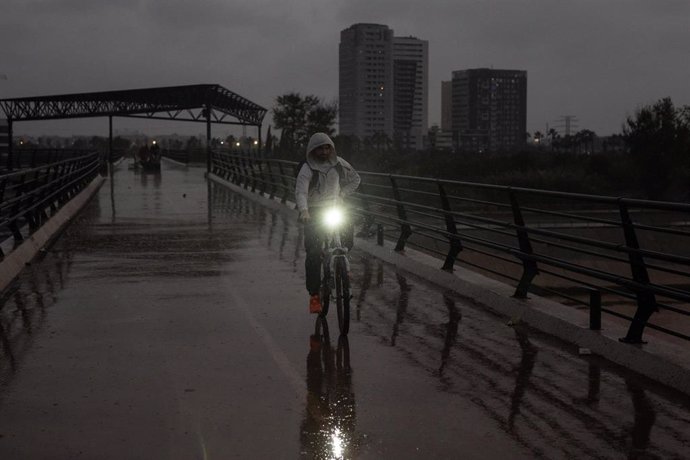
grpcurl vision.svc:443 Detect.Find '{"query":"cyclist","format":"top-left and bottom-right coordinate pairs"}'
top-left (296, 132), bottom-right (361, 314)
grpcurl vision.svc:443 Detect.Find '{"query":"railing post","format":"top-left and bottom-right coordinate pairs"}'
top-left (57, 161), bottom-right (70, 205)
top-left (510, 189), bottom-right (538, 298)
top-left (213, 151), bottom-right (223, 178)
top-left (266, 161), bottom-right (276, 199)
top-left (618, 202), bottom-right (656, 344)
top-left (390, 176), bottom-right (412, 252)
top-left (438, 182), bottom-right (463, 272)
top-left (278, 162), bottom-right (289, 204)
top-left (7, 118), bottom-right (13, 171)
top-left (255, 159), bottom-right (266, 195)
top-left (205, 106), bottom-right (211, 175)
top-left (248, 156), bottom-right (258, 192)
top-left (0, 179), bottom-right (5, 257)
top-left (32, 166), bottom-right (50, 228)
top-left (240, 156), bottom-right (250, 189)
top-left (292, 163), bottom-right (301, 209)
top-left (224, 153), bottom-right (233, 180)
top-left (208, 148), bottom-right (215, 176)
top-left (109, 115), bottom-right (113, 169)
top-left (377, 224), bottom-right (384, 246)
top-left (24, 169), bottom-right (43, 232)
top-left (229, 155), bottom-right (240, 184)
top-left (9, 174), bottom-right (27, 243)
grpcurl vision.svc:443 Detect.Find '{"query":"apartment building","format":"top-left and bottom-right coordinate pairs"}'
top-left (339, 23), bottom-right (394, 139)
top-left (339, 24), bottom-right (428, 150)
top-left (451, 68), bottom-right (527, 152)
top-left (392, 36), bottom-right (428, 150)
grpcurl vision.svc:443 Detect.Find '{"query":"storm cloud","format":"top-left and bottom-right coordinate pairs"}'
top-left (1, 0), bottom-right (688, 137)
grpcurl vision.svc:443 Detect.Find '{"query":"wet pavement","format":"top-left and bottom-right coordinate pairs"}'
top-left (0, 161), bottom-right (689, 459)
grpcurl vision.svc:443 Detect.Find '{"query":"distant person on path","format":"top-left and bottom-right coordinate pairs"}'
top-left (295, 133), bottom-right (360, 314)
top-left (150, 142), bottom-right (160, 161)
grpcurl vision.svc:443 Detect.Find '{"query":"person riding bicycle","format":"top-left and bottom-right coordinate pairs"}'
top-left (296, 132), bottom-right (361, 314)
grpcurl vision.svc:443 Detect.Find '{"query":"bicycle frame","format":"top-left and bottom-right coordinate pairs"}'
top-left (318, 208), bottom-right (352, 334)
top-left (323, 230), bottom-right (350, 282)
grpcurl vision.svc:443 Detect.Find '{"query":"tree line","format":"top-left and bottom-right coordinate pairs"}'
top-left (268, 93), bottom-right (690, 201)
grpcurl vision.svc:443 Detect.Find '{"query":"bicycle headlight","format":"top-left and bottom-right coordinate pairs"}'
top-left (323, 207), bottom-right (344, 229)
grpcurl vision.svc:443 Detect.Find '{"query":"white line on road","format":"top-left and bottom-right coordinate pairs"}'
top-left (228, 289), bottom-right (304, 396)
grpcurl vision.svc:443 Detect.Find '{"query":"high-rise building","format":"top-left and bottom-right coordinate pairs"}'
top-left (339, 24), bottom-right (394, 140)
top-left (392, 36), bottom-right (428, 150)
top-left (441, 80), bottom-right (452, 132)
top-left (339, 24), bottom-right (428, 150)
top-left (451, 68), bottom-right (527, 152)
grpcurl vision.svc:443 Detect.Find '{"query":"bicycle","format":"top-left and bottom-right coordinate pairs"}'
top-left (318, 207), bottom-right (352, 335)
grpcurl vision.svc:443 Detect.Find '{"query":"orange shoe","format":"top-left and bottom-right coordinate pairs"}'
top-left (309, 294), bottom-right (322, 314)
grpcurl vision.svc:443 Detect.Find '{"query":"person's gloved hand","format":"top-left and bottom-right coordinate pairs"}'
top-left (298, 210), bottom-right (311, 223)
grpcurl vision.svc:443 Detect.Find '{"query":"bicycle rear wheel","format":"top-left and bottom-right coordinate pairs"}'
top-left (334, 257), bottom-right (351, 335)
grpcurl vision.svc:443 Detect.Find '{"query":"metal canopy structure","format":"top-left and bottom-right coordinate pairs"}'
top-left (0, 84), bottom-right (267, 126)
top-left (0, 84), bottom-right (268, 171)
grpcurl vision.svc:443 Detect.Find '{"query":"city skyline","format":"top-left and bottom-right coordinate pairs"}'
top-left (1, 0), bottom-right (689, 138)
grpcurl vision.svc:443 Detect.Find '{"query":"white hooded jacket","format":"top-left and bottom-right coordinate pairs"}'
top-left (295, 133), bottom-right (361, 212)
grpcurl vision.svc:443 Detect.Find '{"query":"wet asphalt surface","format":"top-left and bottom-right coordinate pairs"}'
top-left (0, 161), bottom-right (689, 459)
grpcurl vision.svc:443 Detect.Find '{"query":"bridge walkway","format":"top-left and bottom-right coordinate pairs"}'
top-left (0, 160), bottom-right (688, 458)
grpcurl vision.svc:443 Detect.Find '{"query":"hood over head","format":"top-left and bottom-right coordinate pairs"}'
top-left (306, 132), bottom-right (337, 170)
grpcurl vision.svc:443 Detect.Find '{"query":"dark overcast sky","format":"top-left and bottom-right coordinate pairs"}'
top-left (1, 0), bottom-right (689, 138)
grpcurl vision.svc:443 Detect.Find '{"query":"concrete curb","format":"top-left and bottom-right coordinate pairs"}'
top-left (210, 173), bottom-right (690, 395)
top-left (0, 175), bottom-right (106, 293)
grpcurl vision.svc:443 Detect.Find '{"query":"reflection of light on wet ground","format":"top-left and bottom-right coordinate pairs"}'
top-left (330, 427), bottom-right (344, 459)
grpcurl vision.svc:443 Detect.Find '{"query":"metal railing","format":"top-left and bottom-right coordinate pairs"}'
top-left (211, 151), bottom-right (690, 345)
top-left (0, 148), bottom-right (92, 173)
top-left (0, 151), bottom-right (101, 253)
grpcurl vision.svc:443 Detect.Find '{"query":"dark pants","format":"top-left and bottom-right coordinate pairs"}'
top-left (304, 207), bottom-right (354, 295)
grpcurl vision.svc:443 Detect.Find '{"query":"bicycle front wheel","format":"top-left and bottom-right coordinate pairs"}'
top-left (334, 257), bottom-right (351, 335)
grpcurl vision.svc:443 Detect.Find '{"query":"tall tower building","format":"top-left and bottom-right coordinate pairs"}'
top-left (392, 36), bottom-right (428, 150)
top-left (441, 80), bottom-right (452, 132)
top-left (339, 24), bottom-right (394, 140)
top-left (451, 68), bottom-right (527, 152)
